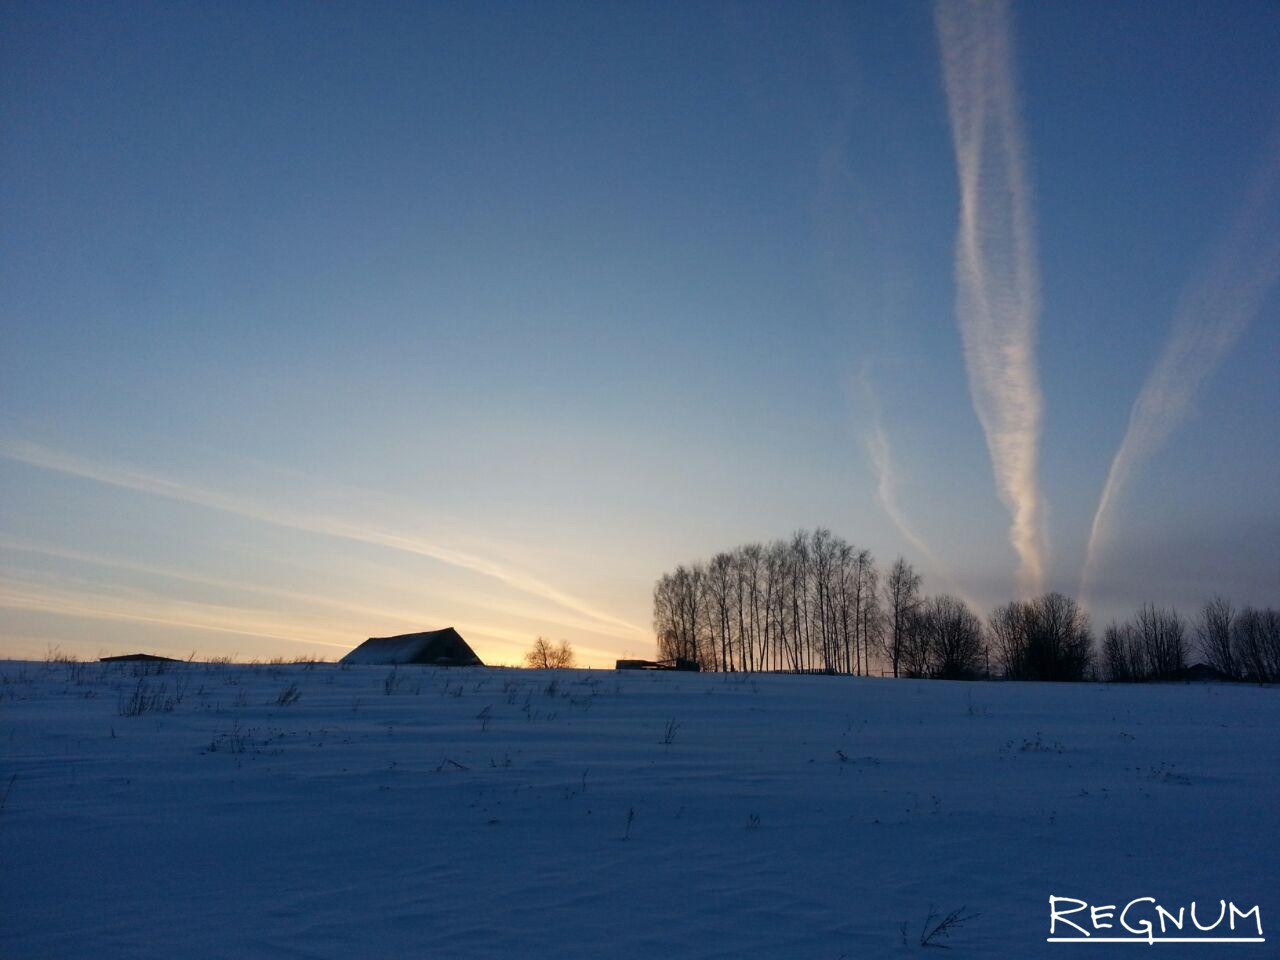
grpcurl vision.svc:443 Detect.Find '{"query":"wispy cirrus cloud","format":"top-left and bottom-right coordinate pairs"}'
top-left (0, 569), bottom-right (624, 664)
top-left (0, 537), bottom-right (546, 653)
top-left (1080, 140), bottom-right (1280, 606)
top-left (936, 0), bottom-right (1047, 596)
top-left (0, 575), bottom-right (359, 650)
top-left (0, 439), bottom-right (648, 642)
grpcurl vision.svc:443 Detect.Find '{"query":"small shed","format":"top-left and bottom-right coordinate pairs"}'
top-left (340, 628), bottom-right (484, 667)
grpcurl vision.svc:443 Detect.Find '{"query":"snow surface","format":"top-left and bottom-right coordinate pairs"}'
top-left (1, 660), bottom-right (1275, 959)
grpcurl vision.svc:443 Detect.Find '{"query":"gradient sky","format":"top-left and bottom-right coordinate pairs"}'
top-left (3, 1), bottom-right (1279, 667)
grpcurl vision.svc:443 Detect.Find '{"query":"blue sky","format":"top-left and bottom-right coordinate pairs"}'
top-left (3, 1), bottom-right (1278, 666)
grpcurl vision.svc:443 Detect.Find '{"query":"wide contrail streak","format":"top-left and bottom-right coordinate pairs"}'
top-left (936, 0), bottom-right (1047, 596)
top-left (0, 439), bottom-right (648, 642)
top-left (1080, 142), bottom-right (1280, 606)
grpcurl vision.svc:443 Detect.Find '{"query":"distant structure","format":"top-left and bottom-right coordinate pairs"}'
top-left (615, 657), bottom-right (700, 672)
top-left (340, 628), bottom-right (484, 667)
top-left (100, 653), bottom-right (181, 663)
top-left (1157, 662), bottom-right (1232, 683)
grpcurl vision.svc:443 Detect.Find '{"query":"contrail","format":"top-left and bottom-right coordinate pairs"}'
top-left (860, 369), bottom-right (984, 612)
top-left (866, 421), bottom-right (939, 569)
top-left (0, 439), bottom-right (649, 641)
top-left (866, 424), bottom-right (985, 613)
top-left (936, 0), bottom-right (1047, 596)
top-left (1080, 142), bottom-right (1280, 607)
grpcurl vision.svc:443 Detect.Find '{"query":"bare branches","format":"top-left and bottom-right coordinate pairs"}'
top-left (1197, 597), bottom-right (1236, 678)
top-left (906, 905), bottom-right (981, 949)
top-left (989, 594), bottom-right (1092, 681)
top-left (652, 531), bottom-right (886, 675)
top-left (524, 637), bottom-right (575, 670)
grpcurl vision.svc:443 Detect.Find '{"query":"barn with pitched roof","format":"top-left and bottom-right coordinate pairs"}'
top-left (340, 628), bottom-right (483, 667)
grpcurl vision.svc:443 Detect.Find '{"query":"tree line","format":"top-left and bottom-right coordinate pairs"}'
top-left (652, 529), bottom-right (1279, 683)
top-left (1104, 598), bottom-right (1280, 683)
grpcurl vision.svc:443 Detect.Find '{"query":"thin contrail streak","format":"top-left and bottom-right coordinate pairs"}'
top-left (0, 537), bottom-right (629, 646)
top-left (0, 579), bottom-right (358, 649)
top-left (860, 370), bottom-right (983, 612)
top-left (1080, 143), bottom-right (1280, 607)
top-left (0, 538), bottom-right (549, 650)
top-left (936, 0), bottom-right (1047, 596)
top-left (866, 423), bottom-right (940, 571)
top-left (0, 575), bottom-right (624, 664)
top-left (0, 439), bottom-right (648, 641)
top-left (866, 423), bottom-right (984, 613)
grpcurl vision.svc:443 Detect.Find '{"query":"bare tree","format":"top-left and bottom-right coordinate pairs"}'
top-left (707, 552), bottom-right (735, 672)
top-left (1196, 596), bottom-right (1236, 678)
top-left (1102, 621), bottom-right (1144, 682)
top-left (524, 636), bottom-right (575, 669)
top-left (899, 607), bottom-right (931, 679)
top-left (988, 601), bottom-right (1029, 678)
top-left (856, 553), bottom-right (882, 675)
top-left (882, 557), bottom-right (922, 678)
top-left (1234, 607), bottom-right (1280, 683)
top-left (917, 595), bottom-right (985, 679)
top-left (654, 564), bottom-right (707, 667)
top-left (1135, 603), bottom-right (1187, 678)
top-left (656, 537), bottom-right (1273, 685)
top-left (989, 593), bottom-right (1091, 681)
top-left (650, 531), bottom-right (886, 675)
top-left (1100, 604), bottom-right (1186, 681)
top-left (1261, 608), bottom-right (1280, 682)
top-left (789, 531), bottom-right (811, 671)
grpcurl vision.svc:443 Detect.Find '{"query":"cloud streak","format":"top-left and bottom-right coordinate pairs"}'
top-left (936, 0), bottom-right (1047, 596)
top-left (866, 423), bottom-right (985, 613)
top-left (860, 369), bottom-right (984, 612)
top-left (1080, 140), bottom-right (1280, 606)
top-left (0, 537), bottom-right (628, 664)
top-left (0, 538), bottom-right (535, 649)
top-left (0, 576), bottom-right (359, 650)
top-left (866, 421), bottom-right (938, 568)
top-left (0, 439), bottom-right (648, 642)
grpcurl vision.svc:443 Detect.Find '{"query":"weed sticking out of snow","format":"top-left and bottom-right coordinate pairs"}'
top-left (117, 678), bottom-right (177, 717)
top-left (0, 773), bottom-right (16, 814)
top-left (903, 905), bottom-right (982, 949)
top-left (660, 718), bottom-right (680, 745)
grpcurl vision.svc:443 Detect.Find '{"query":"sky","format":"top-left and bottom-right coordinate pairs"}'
top-left (2, 1), bottom-right (1279, 667)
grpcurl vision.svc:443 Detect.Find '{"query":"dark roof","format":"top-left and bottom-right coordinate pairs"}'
top-left (99, 653), bottom-right (182, 663)
top-left (340, 627), bottom-right (484, 666)
top-left (1157, 662), bottom-right (1234, 682)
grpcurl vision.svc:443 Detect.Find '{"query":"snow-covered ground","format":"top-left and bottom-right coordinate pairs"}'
top-left (1, 660), bottom-right (1275, 958)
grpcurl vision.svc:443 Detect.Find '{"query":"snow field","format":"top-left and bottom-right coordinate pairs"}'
top-left (1, 660), bottom-right (1275, 958)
